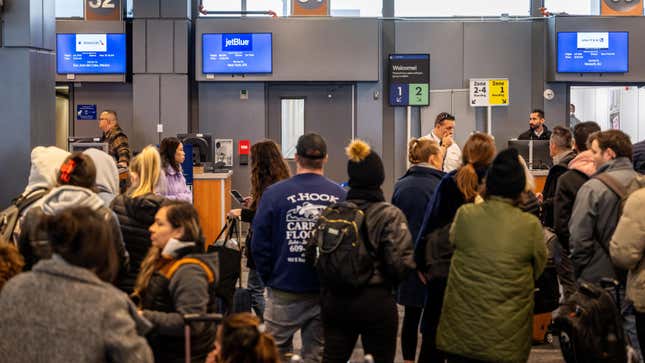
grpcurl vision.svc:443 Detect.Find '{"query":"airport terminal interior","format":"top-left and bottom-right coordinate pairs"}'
top-left (1, 0), bottom-right (645, 362)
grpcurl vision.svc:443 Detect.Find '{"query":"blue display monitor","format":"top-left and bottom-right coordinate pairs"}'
top-left (57, 33), bottom-right (127, 74)
top-left (202, 33), bottom-right (272, 74)
top-left (557, 32), bottom-right (628, 73)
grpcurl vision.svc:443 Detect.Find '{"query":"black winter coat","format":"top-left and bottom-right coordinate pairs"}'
top-left (553, 169), bottom-right (589, 251)
top-left (634, 139), bottom-right (645, 174)
top-left (518, 124), bottom-right (552, 140)
top-left (542, 151), bottom-right (576, 228)
top-left (111, 193), bottom-right (165, 294)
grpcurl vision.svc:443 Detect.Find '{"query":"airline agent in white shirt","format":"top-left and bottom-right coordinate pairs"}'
top-left (424, 112), bottom-right (462, 172)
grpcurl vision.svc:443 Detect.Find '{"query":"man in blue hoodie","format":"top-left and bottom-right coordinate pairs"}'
top-left (251, 133), bottom-right (346, 363)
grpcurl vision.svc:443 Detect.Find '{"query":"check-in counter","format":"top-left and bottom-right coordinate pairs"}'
top-left (193, 171), bottom-right (232, 244)
top-left (531, 169), bottom-right (548, 194)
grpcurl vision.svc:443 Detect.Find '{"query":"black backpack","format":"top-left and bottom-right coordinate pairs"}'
top-left (553, 279), bottom-right (627, 363)
top-left (305, 201), bottom-right (384, 291)
top-left (0, 187), bottom-right (49, 243)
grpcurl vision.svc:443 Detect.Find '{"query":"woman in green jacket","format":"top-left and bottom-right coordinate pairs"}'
top-left (437, 148), bottom-right (547, 363)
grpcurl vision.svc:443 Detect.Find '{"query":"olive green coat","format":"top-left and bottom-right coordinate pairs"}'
top-left (437, 198), bottom-right (547, 363)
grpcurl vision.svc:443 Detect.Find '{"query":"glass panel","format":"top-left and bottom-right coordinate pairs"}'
top-left (544, 0), bottom-right (598, 16)
top-left (570, 86), bottom-right (643, 142)
top-left (56, 0), bottom-right (84, 18)
top-left (281, 99), bottom-right (305, 159)
top-left (395, 0), bottom-right (529, 17)
top-left (331, 0), bottom-right (382, 17)
top-left (200, 0), bottom-right (242, 16)
top-left (247, 0), bottom-right (288, 16)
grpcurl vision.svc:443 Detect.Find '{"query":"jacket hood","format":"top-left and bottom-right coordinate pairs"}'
top-left (37, 185), bottom-right (105, 214)
top-left (83, 148), bottom-right (119, 204)
top-left (124, 193), bottom-right (165, 223)
top-left (24, 146), bottom-right (70, 194)
top-left (568, 150), bottom-right (597, 176)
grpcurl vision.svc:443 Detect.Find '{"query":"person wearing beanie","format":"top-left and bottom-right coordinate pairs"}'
top-left (320, 139), bottom-right (415, 363)
top-left (436, 148), bottom-right (546, 363)
top-left (251, 133), bottom-right (346, 363)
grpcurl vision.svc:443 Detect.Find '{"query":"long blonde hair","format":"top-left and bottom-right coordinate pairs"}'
top-left (129, 145), bottom-right (161, 198)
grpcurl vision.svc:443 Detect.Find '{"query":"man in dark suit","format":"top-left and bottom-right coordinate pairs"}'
top-left (518, 109), bottom-right (552, 140)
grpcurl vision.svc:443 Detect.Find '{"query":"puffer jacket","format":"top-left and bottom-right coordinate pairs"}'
top-left (18, 186), bottom-right (128, 272)
top-left (111, 193), bottom-right (165, 294)
top-left (553, 150), bottom-right (597, 251)
top-left (610, 187), bottom-right (645, 312)
top-left (138, 244), bottom-right (218, 363)
top-left (436, 197), bottom-right (546, 363)
top-left (569, 157), bottom-right (638, 283)
top-left (355, 200), bottom-right (415, 288)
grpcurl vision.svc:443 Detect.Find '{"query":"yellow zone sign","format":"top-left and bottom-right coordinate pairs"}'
top-left (488, 79), bottom-right (509, 106)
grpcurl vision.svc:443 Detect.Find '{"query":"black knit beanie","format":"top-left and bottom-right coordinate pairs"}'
top-left (346, 140), bottom-right (385, 190)
top-left (486, 148), bottom-right (526, 199)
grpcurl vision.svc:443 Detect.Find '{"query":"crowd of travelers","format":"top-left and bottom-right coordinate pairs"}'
top-left (0, 109), bottom-right (643, 363)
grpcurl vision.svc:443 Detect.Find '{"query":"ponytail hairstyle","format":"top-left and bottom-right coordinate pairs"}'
top-left (129, 145), bottom-right (161, 198)
top-left (219, 313), bottom-right (280, 363)
top-left (57, 152), bottom-right (97, 189)
top-left (133, 200), bottom-right (204, 297)
top-left (408, 138), bottom-right (441, 165)
top-left (39, 206), bottom-right (118, 282)
top-left (455, 133), bottom-right (496, 202)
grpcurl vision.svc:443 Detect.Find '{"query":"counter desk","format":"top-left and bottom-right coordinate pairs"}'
top-left (192, 171), bottom-right (233, 245)
top-left (531, 169), bottom-right (548, 194)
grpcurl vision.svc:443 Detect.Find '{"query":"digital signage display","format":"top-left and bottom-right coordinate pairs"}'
top-left (557, 32), bottom-right (628, 73)
top-left (202, 33), bottom-right (273, 74)
top-left (57, 33), bottom-right (127, 74)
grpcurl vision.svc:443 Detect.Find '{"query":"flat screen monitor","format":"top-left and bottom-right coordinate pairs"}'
top-left (202, 33), bottom-right (273, 74)
top-left (69, 142), bottom-right (109, 154)
top-left (557, 31), bottom-right (628, 73)
top-left (507, 139), bottom-right (551, 170)
top-left (57, 33), bottom-right (127, 74)
top-left (178, 133), bottom-right (213, 165)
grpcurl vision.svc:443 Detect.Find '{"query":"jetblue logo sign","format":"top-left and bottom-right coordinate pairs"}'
top-left (222, 34), bottom-right (252, 51)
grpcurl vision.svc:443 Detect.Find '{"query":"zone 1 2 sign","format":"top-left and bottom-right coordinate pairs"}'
top-left (388, 54), bottom-right (430, 107)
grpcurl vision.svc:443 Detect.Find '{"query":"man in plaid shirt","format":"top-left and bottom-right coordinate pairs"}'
top-left (98, 110), bottom-right (131, 168)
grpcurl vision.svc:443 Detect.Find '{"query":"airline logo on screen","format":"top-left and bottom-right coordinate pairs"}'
top-left (222, 34), bottom-right (252, 51)
top-left (75, 34), bottom-right (107, 52)
top-left (577, 32), bottom-right (609, 49)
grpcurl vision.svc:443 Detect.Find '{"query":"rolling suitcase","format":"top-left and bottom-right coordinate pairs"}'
top-left (182, 313), bottom-right (223, 363)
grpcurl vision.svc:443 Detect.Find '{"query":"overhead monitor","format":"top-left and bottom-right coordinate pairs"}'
top-left (557, 31), bottom-right (628, 73)
top-left (202, 33), bottom-right (273, 74)
top-left (56, 33), bottom-right (127, 74)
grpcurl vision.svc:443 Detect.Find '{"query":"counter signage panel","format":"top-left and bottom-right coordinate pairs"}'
top-left (388, 54), bottom-right (430, 107)
top-left (56, 33), bottom-right (126, 74)
top-left (202, 33), bottom-right (273, 74)
top-left (557, 32), bottom-right (628, 73)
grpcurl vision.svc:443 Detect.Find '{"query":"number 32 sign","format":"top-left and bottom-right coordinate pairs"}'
top-left (85, 0), bottom-right (121, 21)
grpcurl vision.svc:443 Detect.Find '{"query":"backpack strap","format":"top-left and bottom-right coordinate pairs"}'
top-left (161, 257), bottom-right (215, 284)
top-left (594, 173), bottom-right (628, 200)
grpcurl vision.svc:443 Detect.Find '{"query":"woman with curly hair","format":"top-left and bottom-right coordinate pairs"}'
top-left (228, 140), bottom-right (290, 319)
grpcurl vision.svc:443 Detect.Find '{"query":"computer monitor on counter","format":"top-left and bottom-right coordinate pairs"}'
top-left (507, 139), bottom-right (551, 170)
top-left (68, 137), bottom-right (109, 153)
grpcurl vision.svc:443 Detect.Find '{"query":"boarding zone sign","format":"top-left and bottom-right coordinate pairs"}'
top-left (388, 54), bottom-right (430, 106)
top-left (469, 78), bottom-right (509, 107)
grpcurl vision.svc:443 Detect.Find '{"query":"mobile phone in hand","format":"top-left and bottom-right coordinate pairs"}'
top-left (230, 190), bottom-right (245, 204)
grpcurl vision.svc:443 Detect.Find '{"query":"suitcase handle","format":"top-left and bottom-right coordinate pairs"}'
top-left (183, 313), bottom-right (223, 363)
top-left (183, 313), bottom-right (223, 323)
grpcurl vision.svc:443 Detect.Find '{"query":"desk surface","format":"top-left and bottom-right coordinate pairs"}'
top-left (193, 171), bottom-right (233, 180)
